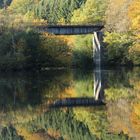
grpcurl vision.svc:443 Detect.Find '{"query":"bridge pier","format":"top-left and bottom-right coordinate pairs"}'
top-left (93, 69), bottom-right (104, 101)
top-left (93, 31), bottom-right (103, 67)
top-left (93, 31), bottom-right (104, 100)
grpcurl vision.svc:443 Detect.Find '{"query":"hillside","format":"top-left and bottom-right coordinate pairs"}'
top-left (0, 0), bottom-right (139, 70)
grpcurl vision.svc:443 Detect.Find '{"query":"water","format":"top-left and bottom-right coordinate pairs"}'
top-left (0, 68), bottom-right (140, 140)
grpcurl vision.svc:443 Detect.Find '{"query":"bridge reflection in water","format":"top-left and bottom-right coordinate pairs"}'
top-left (49, 30), bottom-right (104, 108)
top-left (49, 70), bottom-right (105, 108)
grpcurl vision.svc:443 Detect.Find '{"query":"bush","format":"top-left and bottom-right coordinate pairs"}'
top-left (0, 28), bottom-right (72, 70)
top-left (104, 32), bottom-right (133, 65)
top-left (72, 35), bottom-right (93, 68)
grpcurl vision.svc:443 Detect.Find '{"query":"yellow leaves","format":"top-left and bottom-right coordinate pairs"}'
top-left (133, 103), bottom-right (140, 118)
top-left (71, 0), bottom-right (106, 24)
top-left (105, 88), bottom-right (130, 101)
top-left (131, 103), bottom-right (140, 133)
top-left (63, 88), bottom-right (76, 98)
top-left (9, 0), bottom-right (39, 22)
top-left (58, 35), bottom-right (75, 47)
top-left (128, 0), bottom-right (140, 31)
top-left (129, 43), bottom-right (140, 54)
top-left (71, 8), bottom-right (86, 23)
top-left (129, 76), bottom-right (140, 100)
top-left (17, 127), bottom-right (45, 140)
top-left (58, 18), bottom-right (65, 24)
top-left (9, 0), bottom-right (26, 12)
top-left (104, 32), bottom-right (132, 45)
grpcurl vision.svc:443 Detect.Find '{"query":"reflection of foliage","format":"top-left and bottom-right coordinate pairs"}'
top-left (129, 68), bottom-right (140, 97)
top-left (104, 69), bottom-right (135, 101)
top-left (73, 70), bottom-right (93, 97)
top-left (23, 108), bottom-right (133, 140)
top-left (73, 107), bottom-right (108, 138)
top-left (104, 68), bottom-right (140, 138)
top-left (0, 68), bottom-right (138, 139)
top-left (130, 68), bottom-right (140, 133)
top-left (105, 88), bottom-right (131, 101)
top-left (104, 69), bottom-right (131, 88)
top-left (131, 103), bottom-right (140, 133)
top-left (24, 109), bottom-right (96, 140)
top-left (101, 132), bottom-right (134, 140)
top-left (73, 107), bottom-right (134, 140)
top-left (0, 125), bottom-right (24, 140)
top-left (0, 70), bottom-right (71, 111)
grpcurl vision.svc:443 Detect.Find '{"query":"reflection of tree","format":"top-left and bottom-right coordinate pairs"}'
top-left (105, 68), bottom-right (131, 89)
top-left (128, 68), bottom-right (140, 138)
top-left (0, 68), bottom-right (139, 139)
top-left (22, 107), bottom-right (133, 140)
top-left (24, 109), bottom-right (97, 140)
top-left (104, 68), bottom-right (134, 101)
top-left (73, 70), bottom-right (94, 97)
top-left (0, 70), bottom-right (72, 111)
top-left (73, 107), bottom-right (133, 140)
top-left (73, 107), bottom-right (108, 138)
top-left (129, 68), bottom-right (140, 98)
top-left (107, 99), bottom-right (138, 139)
top-left (105, 68), bottom-right (140, 139)
top-left (0, 125), bottom-right (23, 140)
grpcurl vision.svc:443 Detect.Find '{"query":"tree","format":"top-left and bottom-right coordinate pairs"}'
top-left (128, 0), bottom-right (140, 33)
top-left (104, 32), bottom-right (133, 65)
top-left (9, 0), bottom-right (35, 14)
top-left (128, 0), bottom-right (140, 65)
top-left (105, 0), bottom-right (132, 32)
top-left (34, 0), bottom-right (85, 23)
top-left (71, 0), bottom-right (107, 24)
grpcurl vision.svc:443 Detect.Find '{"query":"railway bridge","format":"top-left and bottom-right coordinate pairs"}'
top-left (35, 23), bottom-right (104, 107)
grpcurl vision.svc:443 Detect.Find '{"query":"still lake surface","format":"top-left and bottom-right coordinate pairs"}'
top-left (0, 68), bottom-right (140, 140)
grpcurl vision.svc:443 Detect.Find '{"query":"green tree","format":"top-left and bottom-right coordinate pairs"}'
top-left (104, 32), bottom-right (133, 65)
top-left (71, 0), bottom-right (107, 24)
top-left (34, 0), bottom-right (85, 23)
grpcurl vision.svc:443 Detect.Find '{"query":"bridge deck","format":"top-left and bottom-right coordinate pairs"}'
top-left (49, 97), bottom-right (105, 107)
top-left (36, 24), bottom-right (104, 35)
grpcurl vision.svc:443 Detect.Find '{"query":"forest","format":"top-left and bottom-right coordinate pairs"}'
top-left (0, 0), bottom-right (140, 70)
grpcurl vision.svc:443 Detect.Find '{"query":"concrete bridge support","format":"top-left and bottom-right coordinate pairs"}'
top-left (93, 69), bottom-right (104, 101)
top-left (93, 31), bottom-right (103, 67)
top-left (93, 31), bottom-right (104, 100)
